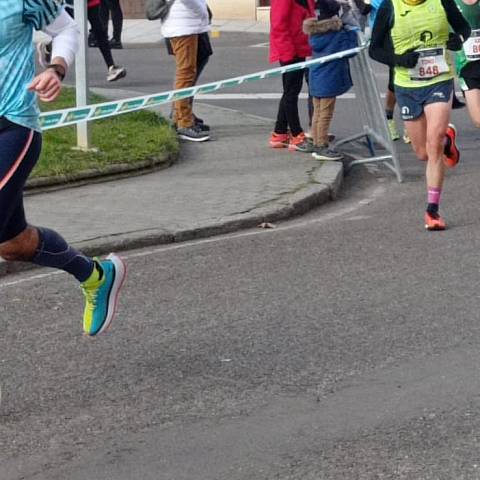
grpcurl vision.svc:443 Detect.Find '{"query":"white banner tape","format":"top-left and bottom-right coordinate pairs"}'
top-left (39, 44), bottom-right (366, 130)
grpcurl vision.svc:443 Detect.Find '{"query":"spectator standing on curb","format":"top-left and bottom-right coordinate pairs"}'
top-left (100, 0), bottom-right (124, 49)
top-left (0, 0), bottom-right (126, 336)
top-left (304, 0), bottom-right (358, 160)
top-left (161, 0), bottom-right (211, 142)
top-left (269, 0), bottom-right (316, 152)
top-left (166, 5), bottom-right (213, 132)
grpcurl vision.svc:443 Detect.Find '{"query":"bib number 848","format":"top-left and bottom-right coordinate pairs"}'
top-left (418, 65), bottom-right (440, 78)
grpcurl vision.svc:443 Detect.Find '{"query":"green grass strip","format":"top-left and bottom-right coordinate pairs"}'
top-left (34, 88), bottom-right (179, 179)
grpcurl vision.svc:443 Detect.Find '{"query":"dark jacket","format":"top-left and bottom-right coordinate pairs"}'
top-left (304, 16), bottom-right (358, 98)
top-left (270, 0), bottom-right (316, 63)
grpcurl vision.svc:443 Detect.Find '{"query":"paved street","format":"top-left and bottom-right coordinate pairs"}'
top-left (3, 31), bottom-right (480, 479)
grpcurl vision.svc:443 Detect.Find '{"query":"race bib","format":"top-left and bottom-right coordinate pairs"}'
top-left (463, 29), bottom-right (480, 61)
top-left (408, 47), bottom-right (449, 81)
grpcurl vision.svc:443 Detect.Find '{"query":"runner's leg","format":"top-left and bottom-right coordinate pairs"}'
top-left (464, 88), bottom-right (480, 128)
top-left (424, 101), bottom-right (450, 190)
top-left (403, 114), bottom-right (428, 162)
top-left (0, 126), bottom-right (95, 281)
top-left (0, 125), bottom-right (126, 335)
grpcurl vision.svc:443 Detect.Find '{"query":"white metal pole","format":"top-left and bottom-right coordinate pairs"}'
top-left (74, 0), bottom-right (90, 150)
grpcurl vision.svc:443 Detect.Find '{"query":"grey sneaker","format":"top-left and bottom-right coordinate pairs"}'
top-left (299, 141), bottom-right (317, 153)
top-left (107, 65), bottom-right (126, 82)
top-left (289, 138), bottom-right (313, 153)
top-left (311, 145), bottom-right (343, 161)
top-left (177, 125), bottom-right (210, 142)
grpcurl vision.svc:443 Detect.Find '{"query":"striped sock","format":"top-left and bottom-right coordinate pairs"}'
top-left (427, 187), bottom-right (442, 215)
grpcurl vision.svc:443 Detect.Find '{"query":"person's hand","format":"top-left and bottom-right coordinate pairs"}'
top-left (27, 69), bottom-right (62, 103)
top-left (446, 32), bottom-right (464, 51)
top-left (394, 51), bottom-right (420, 68)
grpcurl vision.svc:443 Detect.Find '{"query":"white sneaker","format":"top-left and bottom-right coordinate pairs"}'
top-left (107, 65), bottom-right (126, 82)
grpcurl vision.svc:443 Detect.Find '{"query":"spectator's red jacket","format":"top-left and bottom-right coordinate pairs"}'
top-left (270, 0), bottom-right (316, 63)
top-left (88, 0), bottom-right (101, 7)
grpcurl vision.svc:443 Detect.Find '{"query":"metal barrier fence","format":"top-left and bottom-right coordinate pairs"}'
top-left (39, 41), bottom-right (402, 182)
top-left (334, 46), bottom-right (403, 182)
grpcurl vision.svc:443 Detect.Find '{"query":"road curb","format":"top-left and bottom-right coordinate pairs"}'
top-left (25, 152), bottom-right (177, 194)
top-left (0, 162), bottom-right (343, 278)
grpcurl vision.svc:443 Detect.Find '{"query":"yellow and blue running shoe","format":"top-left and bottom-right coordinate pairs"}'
top-left (81, 253), bottom-right (126, 336)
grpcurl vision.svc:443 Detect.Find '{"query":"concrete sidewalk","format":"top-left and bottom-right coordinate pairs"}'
top-left (0, 100), bottom-right (342, 276)
top-left (34, 18), bottom-right (269, 44)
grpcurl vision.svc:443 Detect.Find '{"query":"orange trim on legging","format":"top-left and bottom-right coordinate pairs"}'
top-left (0, 129), bottom-right (34, 192)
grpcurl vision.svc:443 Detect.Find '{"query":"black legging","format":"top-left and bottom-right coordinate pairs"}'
top-left (0, 125), bottom-right (41, 243)
top-left (100, 0), bottom-right (123, 42)
top-left (88, 5), bottom-right (114, 68)
top-left (274, 57), bottom-right (306, 137)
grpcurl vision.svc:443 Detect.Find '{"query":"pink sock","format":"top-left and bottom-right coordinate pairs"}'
top-left (427, 187), bottom-right (442, 205)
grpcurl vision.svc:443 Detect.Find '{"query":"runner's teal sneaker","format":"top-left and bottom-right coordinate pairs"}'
top-left (81, 254), bottom-right (126, 336)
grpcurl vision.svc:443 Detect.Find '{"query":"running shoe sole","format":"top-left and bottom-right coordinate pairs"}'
top-left (97, 253), bottom-right (127, 335)
top-left (269, 141), bottom-right (289, 148)
top-left (425, 223), bottom-right (446, 231)
top-left (178, 133), bottom-right (210, 142)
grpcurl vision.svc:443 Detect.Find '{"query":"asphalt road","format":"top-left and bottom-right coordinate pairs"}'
top-left (2, 33), bottom-right (480, 479)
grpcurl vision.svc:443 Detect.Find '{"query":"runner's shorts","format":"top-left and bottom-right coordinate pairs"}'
top-left (395, 79), bottom-right (454, 121)
top-left (459, 61), bottom-right (480, 91)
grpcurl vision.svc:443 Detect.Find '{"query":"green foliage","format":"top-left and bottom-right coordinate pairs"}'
top-left (34, 88), bottom-right (179, 178)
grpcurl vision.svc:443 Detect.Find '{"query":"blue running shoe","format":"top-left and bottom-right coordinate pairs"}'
top-left (81, 253), bottom-right (126, 336)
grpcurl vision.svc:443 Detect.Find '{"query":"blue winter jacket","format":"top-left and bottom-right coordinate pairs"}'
top-left (304, 17), bottom-right (358, 98)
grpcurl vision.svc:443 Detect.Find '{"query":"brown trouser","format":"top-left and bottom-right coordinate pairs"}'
top-left (170, 35), bottom-right (198, 129)
top-left (312, 97), bottom-right (336, 146)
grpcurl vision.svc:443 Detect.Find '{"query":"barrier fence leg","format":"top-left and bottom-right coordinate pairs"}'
top-left (336, 48), bottom-right (403, 183)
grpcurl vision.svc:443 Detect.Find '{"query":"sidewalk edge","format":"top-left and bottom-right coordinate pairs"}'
top-left (0, 162), bottom-right (343, 278)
